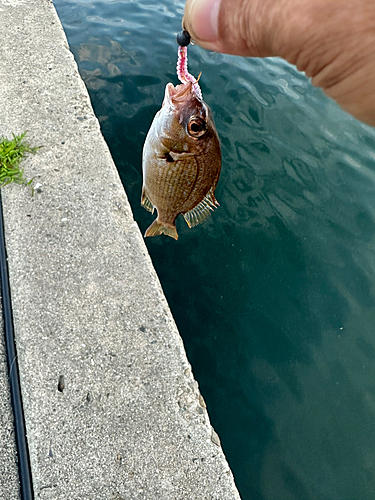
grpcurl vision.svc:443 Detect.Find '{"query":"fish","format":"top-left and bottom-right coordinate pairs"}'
top-left (141, 80), bottom-right (221, 240)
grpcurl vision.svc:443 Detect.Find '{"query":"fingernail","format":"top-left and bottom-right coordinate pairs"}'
top-left (185, 0), bottom-right (221, 43)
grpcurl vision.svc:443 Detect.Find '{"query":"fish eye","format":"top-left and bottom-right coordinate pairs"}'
top-left (187, 117), bottom-right (207, 138)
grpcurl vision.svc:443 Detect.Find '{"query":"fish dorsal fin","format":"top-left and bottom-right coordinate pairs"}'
top-left (183, 188), bottom-right (219, 228)
top-left (141, 189), bottom-right (155, 214)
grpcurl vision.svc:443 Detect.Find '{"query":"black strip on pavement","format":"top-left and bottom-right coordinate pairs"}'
top-left (0, 190), bottom-right (34, 500)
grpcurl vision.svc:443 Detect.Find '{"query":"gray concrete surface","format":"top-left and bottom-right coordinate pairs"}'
top-left (0, 0), bottom-right (241, 498)
top-left (0, 303), bottom-right (21, 500)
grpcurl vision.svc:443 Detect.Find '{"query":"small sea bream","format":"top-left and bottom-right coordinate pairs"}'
top-left (141, 44), bottom-right (221, 240)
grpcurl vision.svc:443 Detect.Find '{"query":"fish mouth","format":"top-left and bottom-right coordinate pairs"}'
top-left (163, 82), bottom-right (193, 106)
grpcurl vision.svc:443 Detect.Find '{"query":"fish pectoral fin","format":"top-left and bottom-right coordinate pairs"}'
top-left (141, 188), bottom-right (155, 213)
top-left (183, 188), bottom-right (219, 228)
top-left (168, 151), bottom-right (195, 162)
top-left (145, 219), bottom-right (178, 240)
top-left (157, 152), bottom-right (194, 163)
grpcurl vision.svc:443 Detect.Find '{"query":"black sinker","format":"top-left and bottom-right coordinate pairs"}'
top-left (177, 30), bottom-right (191, 47)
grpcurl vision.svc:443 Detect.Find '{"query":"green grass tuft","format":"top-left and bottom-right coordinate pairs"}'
top-left (0, 132), bottom-right (39, 192)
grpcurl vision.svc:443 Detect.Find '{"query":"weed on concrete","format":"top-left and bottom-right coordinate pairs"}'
top-left (0, 132), bottom-right (38, 191)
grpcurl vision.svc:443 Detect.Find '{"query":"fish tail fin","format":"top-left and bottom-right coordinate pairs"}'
top-left (145, 219), bottom-right (178, 240)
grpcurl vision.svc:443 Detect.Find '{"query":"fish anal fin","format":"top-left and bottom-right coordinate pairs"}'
top-left (145, 219), bottom-right (178, 240)
top-left (141, 188), bottom-right (155, 214)
top-left (183, 188), bottom-right (219, 228)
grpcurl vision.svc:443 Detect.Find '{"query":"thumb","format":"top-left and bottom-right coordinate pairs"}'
top-left (183, 0), bottom-right (279, 57)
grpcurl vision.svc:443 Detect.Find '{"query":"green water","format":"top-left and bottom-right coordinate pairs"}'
top-left (54, 1), bottom-right (375, 498)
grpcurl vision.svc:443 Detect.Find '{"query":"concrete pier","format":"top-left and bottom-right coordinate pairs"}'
top-left (0, 0), bottom-right (240, 498)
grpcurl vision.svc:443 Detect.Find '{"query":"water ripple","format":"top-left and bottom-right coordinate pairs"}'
top-left (54, 1), bottom-right (375, 499)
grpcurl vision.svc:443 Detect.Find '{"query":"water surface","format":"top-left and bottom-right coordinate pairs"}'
top-left (54, 1), bottom-right (375, 498)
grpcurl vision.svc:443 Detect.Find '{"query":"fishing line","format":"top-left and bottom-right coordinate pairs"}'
top-left (0, 190), bottom-right (34, 500)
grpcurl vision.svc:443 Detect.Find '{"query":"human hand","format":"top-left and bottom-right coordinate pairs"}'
top-left (183, 0), bottom-right (375, 126)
